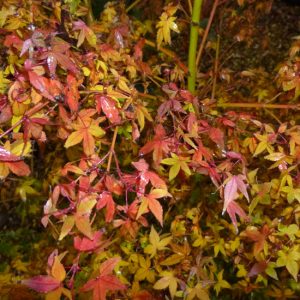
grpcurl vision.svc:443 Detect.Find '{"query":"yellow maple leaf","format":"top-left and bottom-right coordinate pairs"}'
top-left (156, 5), bottom-right (180, 47)
top-left (144, 226), bottom-right (172, 258)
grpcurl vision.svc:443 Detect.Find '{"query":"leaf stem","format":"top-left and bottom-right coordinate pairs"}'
top-left (188, 0), bottom-right (203, 93)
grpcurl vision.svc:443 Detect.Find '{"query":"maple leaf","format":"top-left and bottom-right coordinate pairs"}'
top-left (73, 20), bottom-right (97, 47)
top-left (65, 74), bottom-right (80, 112)
top-left (222, 175), bottom-right (250, 231)
top-left (248, 261), bottom-right (268, 278)
top-left (277, 223), bottom-right (299, 241)
top-left (0, 6), bottom-right (16, 27)
top-left (253, 133), bottom-right (275, 157)
top-left (244, 225), bottom-right (270, 257)
top-left (64, 109), bottom-right (105, 156)
top-left (105, 175), bottom-right (123, 195)
top-left (186, 283), bottom-right (210, 300)
top-left (135, 103), bottom-right (153, 131)
top-left (22, 275), bottom-right (61, 293)
top-left (22, 115), bottom-right (49, 142)
top-left (96, 192), bottom-right (116, 222)
top-left (214, 270), bottom-right (231, 295)
top-left (20, 31), bottom-right (46, 58)
top-left (161, 241), bottom-right (191, 266)
top-left (28, 71), bottom-right (55, 101)
top-left (139, 124), bottom-right (171, 165)
top-left (136, 189), bottom-right (171, 226)
top-left (156, 5), bottom-right (180, 47)
top-left (99, 44), bottom-right (121, 61)
top-left (223, 175), bottom-right (249, 210)
top-left (59, 196), bottom-right (97, 240)
top-left (144, 226), bottom-right (172, 258)
top-left (209, 127), bottom-right (225, 150)
top-left (80, 257), bottom-right (126, 300)
top-left (95, 95), bottom-right (121, 124)
top-left (114, 199), bottom-right (148, 238)
top-left (134, 255), bottom-right (155, 283)
top-left (153, 271), bottom-right (178, 299)
top-left (276, 245), bottom-right (300, 281)
top-left (282, 74), bottom-right (300, 99)
top-left (22, 254), bottom-right (70, 299)
top-left (39, 37), bottom-right (78, 76)
top-left (74, 231), bottom-right (111, 252)
top-left (0, 142), bottom-right (31, 179)
top-left (162, 153), bottom-right (191, 181)
top-left (132, 159), bottom-right (167, 195)
top-left (226, 200), bottom-right (249, 233)
top-left (0, 146), bottom-right (22, 162)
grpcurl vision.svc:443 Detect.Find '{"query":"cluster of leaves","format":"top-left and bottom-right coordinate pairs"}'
top-left (1, 0), bottom-right (300, 299)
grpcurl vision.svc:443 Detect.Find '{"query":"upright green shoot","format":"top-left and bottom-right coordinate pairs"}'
top-left (187, 0), bottom-right (203, 93)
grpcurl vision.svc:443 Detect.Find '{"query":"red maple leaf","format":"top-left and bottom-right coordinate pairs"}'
top-left (95, 95), bottom-right (121, 124)
top-left (139, 124), bottom-right (171, 165)
top-left (65, 74), bottom-right (80, 112)
top-left (223, 175), bottom-right (250, 231)
top-left (0, 147), bottom-right (31, 177)
top-left (136, 189), bottom-right (171, 226)
top-left (96, 192), bottom-right (116, 223)
top-left (22, 275), bottom-right (61, 293)
top-left (0, 147), bottom-right (22, 162)
top-left (132, 159), bottom-right (167, 195)
top-left (80, 257), bottom-right (126, 300)
top-left (248, 261), bottom-right (268, 278)
top-left (40, 37), bottom-right (78, 76)
top-left (74, 231), bottom-right (111, 252)
top-left (244, 225), bottom-right (270, 255)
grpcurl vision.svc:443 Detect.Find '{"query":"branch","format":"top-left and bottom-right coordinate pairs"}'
top-left (196, 0), bottom-right (219, 68)
top-left (144, 39), bottom-right (188, 74)
top-left (214, 102), bottom-right (300, 110)
top-left (188, 0), bottom-right (203, 93)
top-left (0, 101), bottom-right (50, 139)
top-left (106, 126), bottom-right (119, 172)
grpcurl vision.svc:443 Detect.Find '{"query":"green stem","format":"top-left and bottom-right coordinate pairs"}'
top-left (126, 0), bottom-right (142, 12)
top-left (188, 0), bottom-right (203, 94)
top-left (83, 0), bottom-right (94, 25)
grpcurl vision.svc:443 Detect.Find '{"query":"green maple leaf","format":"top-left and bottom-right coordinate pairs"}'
top-left (161, 153), bottom-right (191, 181)
top-left (276, 246), bottom-right (300, 281)
top-left (214, 270), bottom-right (231, 295)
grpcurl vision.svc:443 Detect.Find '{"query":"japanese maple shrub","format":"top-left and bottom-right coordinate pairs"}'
top-left (1, 0), bottom-right (300, 299)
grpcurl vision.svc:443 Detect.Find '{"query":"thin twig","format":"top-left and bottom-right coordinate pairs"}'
top-left (264, 109), bottom-right (282, 124)
top-left (196, 0), bottom-right (219, 68)
top-left (188, 0), bottom-right (193, 15)
top-left (106, 126), bottom-right (119, 172)
top-left (145, 39), bottom-right (188, 74)
top-left (214, 102), bottom-right (300, 110)
top-left (211, 34), bottom-right (220, 100)
top-left (0, 101), bottom-right (50, 139)
top-left (137, 92), bottom-right (157, 100)
top-left (126, 0), bottom-right (142, 12)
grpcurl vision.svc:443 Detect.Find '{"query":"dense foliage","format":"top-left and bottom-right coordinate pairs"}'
top-left (1, 0), bottom-right (300, 299)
